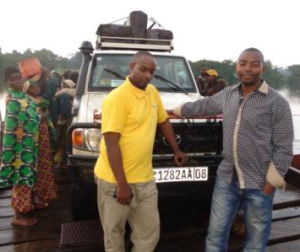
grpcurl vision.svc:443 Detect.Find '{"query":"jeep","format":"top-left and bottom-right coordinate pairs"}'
top-left (67, 11), bottom-right (223, 220)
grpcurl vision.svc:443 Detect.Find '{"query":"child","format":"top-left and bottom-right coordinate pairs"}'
top-left (0, 67), bottom-right (39, 226)
top-left (23, 81), bottom-right (57, 209)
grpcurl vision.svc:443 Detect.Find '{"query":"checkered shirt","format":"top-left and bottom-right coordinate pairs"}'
top-left (181, 81), bottom-right (294, 189)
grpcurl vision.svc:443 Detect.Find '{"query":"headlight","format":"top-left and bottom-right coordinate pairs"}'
top-left (85, 129), bottom-right (102, 151)
top-left (72, 128), bottom-right (102, 152)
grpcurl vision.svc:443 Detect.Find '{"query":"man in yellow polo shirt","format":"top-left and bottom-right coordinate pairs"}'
top-left (94, 51), bottom-right (187, 252)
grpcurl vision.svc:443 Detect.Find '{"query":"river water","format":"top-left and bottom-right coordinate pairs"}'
top-left (1, 89), bottom-right (300, 153)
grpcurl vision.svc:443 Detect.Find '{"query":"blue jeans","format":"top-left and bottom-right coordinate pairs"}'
top-left (205, 177), bottom-right (274, 252)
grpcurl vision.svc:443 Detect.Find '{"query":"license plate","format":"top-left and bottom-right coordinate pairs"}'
top-left (154, 167), bottom-right (208, 183)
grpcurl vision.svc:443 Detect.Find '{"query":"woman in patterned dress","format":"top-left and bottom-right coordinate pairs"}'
top-left (23, 81), bottom-right (57, 209)
top-left (0, 67), bottom-right (39, 226)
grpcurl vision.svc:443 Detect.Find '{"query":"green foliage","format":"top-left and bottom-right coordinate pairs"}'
top-left (190, 59), bottom-right (299, 90)
top-left (190, 59), bottom-right (238, 85)
top-left (262, 60), bottom-right (287, 90)
top-left (68, 52), bottom-right (83, 70)
top-left (0, 49), bottom-right (82, 92)
top-left (288, 65), bottom-right (300, 93)
top-left (0, 48), bottom-right (299, 93)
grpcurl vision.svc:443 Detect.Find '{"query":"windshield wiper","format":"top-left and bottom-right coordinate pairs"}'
top-left (103, 68), bottom-right (125, 80)
top-left (153, 74), bottom-right (189, 95)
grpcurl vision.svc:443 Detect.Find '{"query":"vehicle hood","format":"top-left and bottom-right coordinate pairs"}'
top-left (76, 92), bottom-right (201, 123)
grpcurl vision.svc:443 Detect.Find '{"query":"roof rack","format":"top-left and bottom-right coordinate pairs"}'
top-left (95, 11), bottom-right (174, 52)
top-left (96, 36), bottom-right (173, 52)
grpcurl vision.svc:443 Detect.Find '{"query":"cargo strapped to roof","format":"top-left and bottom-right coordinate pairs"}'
top-left (95, 11), bottom-right (174, 52)
top-left (96, 36), bottom-right (173, 52)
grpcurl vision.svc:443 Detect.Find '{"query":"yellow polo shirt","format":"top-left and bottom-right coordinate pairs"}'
top-left (94, 77), bottom-right (168, 183)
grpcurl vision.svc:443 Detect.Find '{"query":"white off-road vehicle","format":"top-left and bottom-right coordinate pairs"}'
top-left (67, 11), bottom-right (222, 220)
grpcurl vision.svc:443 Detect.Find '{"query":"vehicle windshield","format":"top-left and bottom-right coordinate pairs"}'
top-left (89, 54), bottom-right (197, 93)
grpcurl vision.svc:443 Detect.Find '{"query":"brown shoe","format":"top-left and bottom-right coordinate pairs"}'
top-left (11, 212), bottom-right (38, 226)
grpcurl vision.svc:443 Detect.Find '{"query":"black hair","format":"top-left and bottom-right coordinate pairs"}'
top-left (240, 48), bottom-right (265, 63)
top-left (4, 66), bottom-right (20, 81)
top-left (131, 51), bottom-right (153, 63)
top-left (70, 71), bottom-right (79, 84)
top-left (63, 70), bottom-right (73, 80)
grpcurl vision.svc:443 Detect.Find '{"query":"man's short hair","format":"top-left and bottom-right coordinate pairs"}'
top-left (240, 48), bottom-right (265, 64)
top-left (131, 51), bottom-right (153, 63)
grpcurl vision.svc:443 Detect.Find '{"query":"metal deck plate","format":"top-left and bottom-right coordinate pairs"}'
top-left (59, 219), bottom-right (103, 247)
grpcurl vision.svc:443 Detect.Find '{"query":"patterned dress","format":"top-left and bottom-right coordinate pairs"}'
top-left (1, 90), bottom-right (57, 212)
top-left (0, 89), bottom-right (39, 188)
top-left (32, 97), bottom-right (57, 203)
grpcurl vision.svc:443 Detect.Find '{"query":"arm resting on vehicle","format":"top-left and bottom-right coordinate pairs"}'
top-left (171, 89), bottom-right (226, 118)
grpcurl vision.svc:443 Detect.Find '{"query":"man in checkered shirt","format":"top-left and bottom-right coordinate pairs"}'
top-left (170, 48), bottom-right (294, 252)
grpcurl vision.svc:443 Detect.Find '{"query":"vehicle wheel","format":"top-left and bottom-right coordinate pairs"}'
top-left (71, 183), bottom-right (98, 221)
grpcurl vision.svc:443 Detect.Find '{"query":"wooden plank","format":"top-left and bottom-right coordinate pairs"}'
top-left (0, 225), bottom-right (60, 246)
top-left (0, 198), bottom-right (11, 207)
top-left (286, 167), bottom-right (300, 186)
top-left (0, 238), bottom-right (60, 252)
top-left (229, 216), bottom-right (300, 251)
top-left (273, 183), bottom-right (300, 205)
top-left (272, 207), bottom-right (300, 221)
top-left (273, 199), bottom-right (300, 210)
top-left (0, 238), bottom-right (103, 252)
top-left (268, 217), bottom-right (300, 245)
top-left (0, 206), bottom-right (13, 218)
top-left (0, 217), bottom-right (13, 230)
top-left (0, 190), bottom-right (11, 199)
top-left (267, 239), bottom-right (300, 251)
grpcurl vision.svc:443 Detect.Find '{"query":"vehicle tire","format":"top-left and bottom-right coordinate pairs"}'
top-left (71, 183), bottom-right (98, 221)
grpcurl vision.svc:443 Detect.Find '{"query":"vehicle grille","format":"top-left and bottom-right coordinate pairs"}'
top-left (153, 121), bottom-right (223, 156)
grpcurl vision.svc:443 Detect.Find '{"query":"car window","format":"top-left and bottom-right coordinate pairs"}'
top-left (89, 54), bottom-right (197, 93)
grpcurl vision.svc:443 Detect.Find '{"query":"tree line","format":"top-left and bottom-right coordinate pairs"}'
top-left (0, 49), bottom-right (81, 92)
top-left (0, 48), bottom-right (299, 93)
top-left (190, 59), bottom-right (300, 92)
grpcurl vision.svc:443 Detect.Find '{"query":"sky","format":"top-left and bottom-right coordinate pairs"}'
top-left (0, 0), bottom-right (299, 68)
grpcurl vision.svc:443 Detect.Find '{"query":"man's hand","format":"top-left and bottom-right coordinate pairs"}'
top-left (174, 150), bottom-right (188, 166)
top-left (262, 181), bottom-right (275, 196)
top-left (116, 182), bottom-right (133, 206)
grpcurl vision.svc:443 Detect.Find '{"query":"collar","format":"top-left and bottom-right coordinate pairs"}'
top-left (124, 76), bottom-right (150, 98)
top-left (233, 80), bottom-right (269, 94)
top-left (258, 80), bottom-right (269, 94)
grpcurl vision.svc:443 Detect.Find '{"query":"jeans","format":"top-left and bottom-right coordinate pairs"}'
top-left (205, 177), bottom-right (274, 252)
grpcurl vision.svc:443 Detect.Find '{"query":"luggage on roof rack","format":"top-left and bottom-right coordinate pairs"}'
top-left (95, 11), bottom-right (173, 52)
